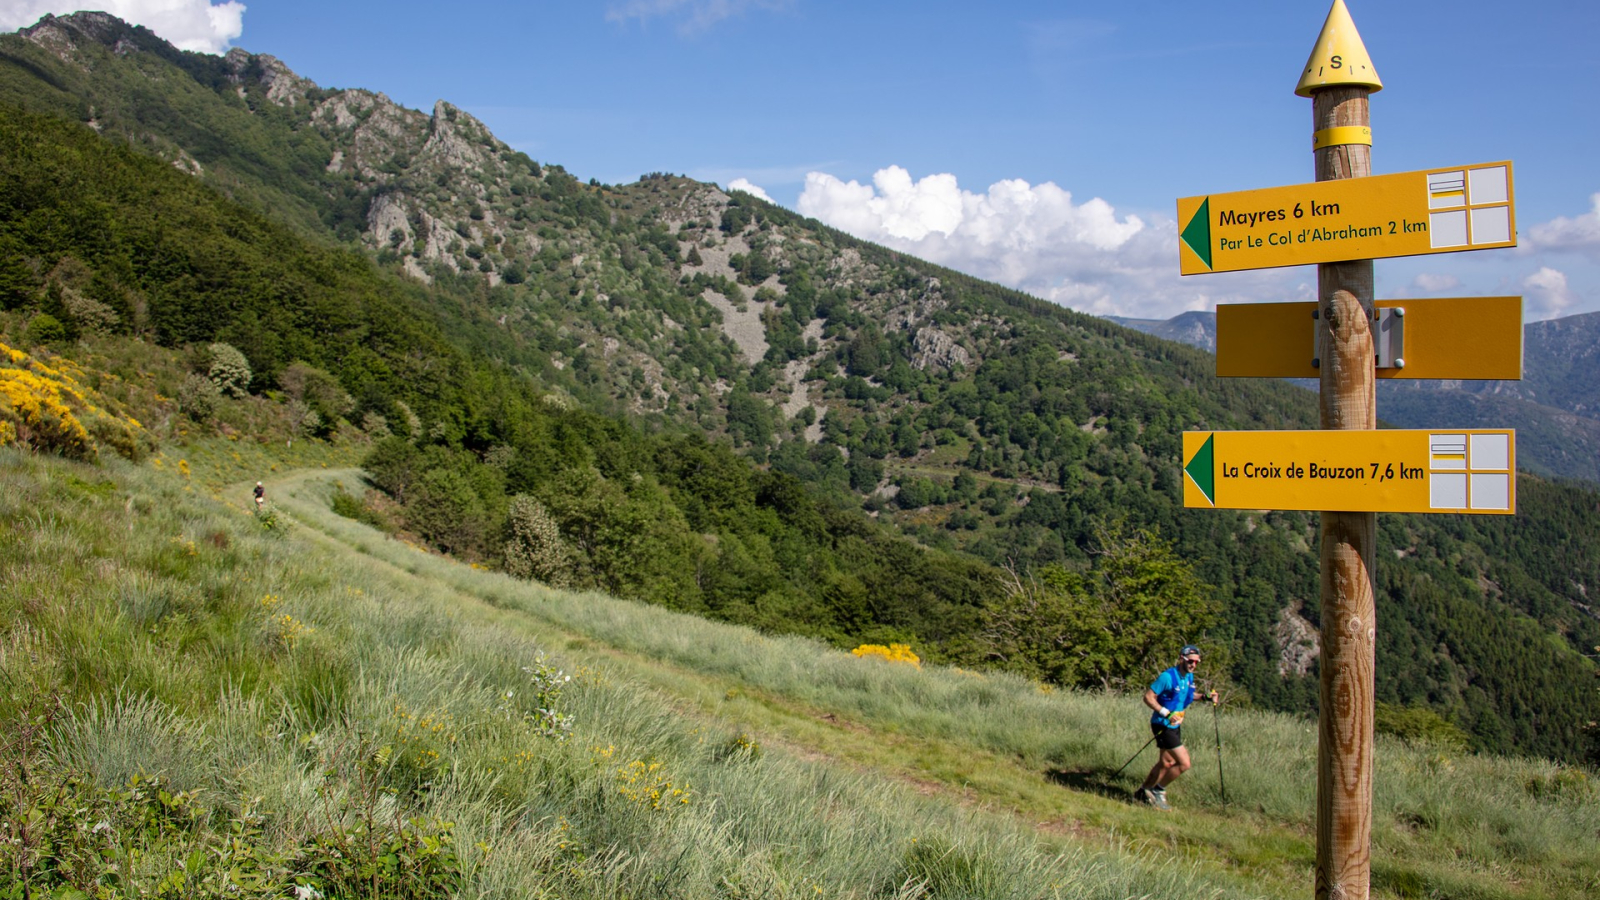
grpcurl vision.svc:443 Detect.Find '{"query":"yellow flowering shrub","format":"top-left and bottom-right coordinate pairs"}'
top-left (266, 613), bottom-right (314, 649)
top-left (589, 745), bottom-right (691, 811)
top-left (0, 340), bottom-right (150, 461)
top-left (383, 700), bottom-right (459, 786)
top-left (851, 643), bottom-right (921, 668)
top-left (615, 759), bottom-right (692, 810)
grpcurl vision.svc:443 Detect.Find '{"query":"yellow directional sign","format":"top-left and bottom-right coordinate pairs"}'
top-left (1215, 296), bottom-right (1523, 379)
top-left (1178, 162), bottom-right (1515, 275)
top-left (1182, 429), bottom-right (1516, 514)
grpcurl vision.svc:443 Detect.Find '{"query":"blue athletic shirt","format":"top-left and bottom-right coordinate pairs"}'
top-left (1148, 666), bottom-right (1196, 725)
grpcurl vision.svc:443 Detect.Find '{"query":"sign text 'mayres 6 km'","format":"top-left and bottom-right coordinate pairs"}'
top-left (1178, 162), bottom-right (1515, 275)
top-left (1182, 430), bottom-right (1516, 515)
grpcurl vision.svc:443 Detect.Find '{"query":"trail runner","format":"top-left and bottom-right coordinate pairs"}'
top-left (1134, 644), bottom-right (1218, 810)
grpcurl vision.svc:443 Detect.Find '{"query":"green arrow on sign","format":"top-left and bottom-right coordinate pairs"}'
top-left (1184, 433), bottom-right (1215, 505)
top-left (1180, 197), bottom-right (1212, 271)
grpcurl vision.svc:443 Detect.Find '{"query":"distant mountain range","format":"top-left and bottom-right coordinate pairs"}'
top-left (1106, 311), bottom-right (1221, 352)
top-left (1110, 309), bottom-right (1600, 482)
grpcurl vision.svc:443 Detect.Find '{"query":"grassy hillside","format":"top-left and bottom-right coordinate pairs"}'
top-left (2, 16), bottom-right (1599, 764)
top-left (3, 445), bottom-right (1598, 899)
top-left (0, 447), bottom-right (1236, 899)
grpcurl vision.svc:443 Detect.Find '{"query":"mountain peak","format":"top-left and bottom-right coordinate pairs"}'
top-left (21, 11), bottom-right (170, 62)
top-left (222, 47), bottom-right (315, 107)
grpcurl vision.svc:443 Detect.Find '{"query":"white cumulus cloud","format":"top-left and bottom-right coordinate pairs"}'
top-left (727, 178), bottom-right (772, 202)
top-left (1526, 192), bottom-right (1600, 256)
top-left (794, 166), bottom-right (1304, 319)
top-left (799, 166), bottom-right (1140, 249)
top-left (0, 1), bottom-right (245, 54)
top-left (1523, 266), bottom-right (1579, 320)
top-left (1410, 273), bottom-right (1461, 293)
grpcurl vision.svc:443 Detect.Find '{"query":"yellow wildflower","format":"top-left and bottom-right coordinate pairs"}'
top-left (851, 643), bottom-right (921, 668)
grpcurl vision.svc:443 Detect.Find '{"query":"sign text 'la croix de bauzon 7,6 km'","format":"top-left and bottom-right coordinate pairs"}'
top-left (1178, 162), bottom-right (1515, 274)
top-left (1182, 429), bottom-right (1516, 515)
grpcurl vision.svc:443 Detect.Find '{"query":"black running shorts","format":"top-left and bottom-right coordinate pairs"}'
top-left (1152, 723), bottom-right (1184, 750)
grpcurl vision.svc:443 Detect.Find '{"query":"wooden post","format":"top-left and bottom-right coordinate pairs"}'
top-left (1313, 84), bottom-right (1376, 900)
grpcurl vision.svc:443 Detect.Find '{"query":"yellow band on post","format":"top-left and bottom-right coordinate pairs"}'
top-left (1313, 126), bottom-right (1372, 150)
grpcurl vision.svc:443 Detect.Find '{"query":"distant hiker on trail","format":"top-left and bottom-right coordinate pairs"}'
top-left (253, 481), bottom-right (265, 511)
top-left (1134, 644), bottom-right (1218, 810)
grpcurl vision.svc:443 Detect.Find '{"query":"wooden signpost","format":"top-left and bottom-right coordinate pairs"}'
top-left (1173, 3), bottom-right (1522, 897)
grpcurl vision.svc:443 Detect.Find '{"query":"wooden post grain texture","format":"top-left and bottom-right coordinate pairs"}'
top-left (1313, 85), bottom-right (1376, 900)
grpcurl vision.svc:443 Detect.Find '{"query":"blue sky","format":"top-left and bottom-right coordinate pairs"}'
top-left (5, 1), bottom-right (1598, 321)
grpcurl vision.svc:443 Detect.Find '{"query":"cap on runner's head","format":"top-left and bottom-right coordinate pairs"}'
top-left (1180, 645), bottom-right (1201, 657)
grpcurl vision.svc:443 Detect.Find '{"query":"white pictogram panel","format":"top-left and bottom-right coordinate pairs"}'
top-left (1430, 432), bottom-right (1510, 510)
top-left (1430, 165), bottom-right (1511, 249)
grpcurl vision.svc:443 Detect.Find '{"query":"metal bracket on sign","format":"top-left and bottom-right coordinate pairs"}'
top-left (1310, 306), bottom-right (1405, 369)
top-left (1312, 308), bottom-right (1319, 369)
top-left (1374, 307), bottom-right (1405, 369)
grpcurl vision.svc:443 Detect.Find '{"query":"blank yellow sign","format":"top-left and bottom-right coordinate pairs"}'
top-left (1182, 430), bottom-right (1516, 515)
top-left (1178, 162), bottom-right (1515, 275)
top-left (1215, 297), bottom-right (1523, 379)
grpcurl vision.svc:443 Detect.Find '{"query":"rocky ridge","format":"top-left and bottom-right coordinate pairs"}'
top-left (8, 13), bottom-right (1016, 435)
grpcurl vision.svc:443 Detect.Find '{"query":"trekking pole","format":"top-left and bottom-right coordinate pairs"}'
top-left (1212, 699), bottom-right (1227, 805)
top-left (1112, 733), bottom-right (1159, 779)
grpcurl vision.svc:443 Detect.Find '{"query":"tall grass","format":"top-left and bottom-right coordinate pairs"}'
top-left (282, 467), bottom-right (1600, 900)
top-left (2, 447), bottom-right (1249, 898)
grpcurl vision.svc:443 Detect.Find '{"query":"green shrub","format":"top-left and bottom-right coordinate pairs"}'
top-left (22, 312), bottom-right (67, 348)
top-left (330, 482), bottom-right (388, 531)
top-left (85, 414), bottom-right (151, 462)
top-left (206, 342), bottom-right (251, 398)
top-left (503, 494), bottom-right (570, 586)
top-left (255, 506), bottom-right (291, 536)
top-left (407, 467), bottom-right (487, 556)
top-left (176, 372), bottom-right (219, 422)
top-left (392, 400), bottom-right (422, 442)
top-left (288, 398), bottom-right (324, 436)
top-left (1375, 702), bottom-right (1471, 750)
top-left (1522, 767), bottom-right (1593, 802)
top-left (0, 253), bottom-right (38, 310)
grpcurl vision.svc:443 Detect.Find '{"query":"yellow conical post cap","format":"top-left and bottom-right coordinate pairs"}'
top-left (1295, 0), bottom-right (1382, 97)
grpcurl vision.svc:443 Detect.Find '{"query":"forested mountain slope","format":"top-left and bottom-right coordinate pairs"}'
top-left (2, 12), bottom-right (1597, 763)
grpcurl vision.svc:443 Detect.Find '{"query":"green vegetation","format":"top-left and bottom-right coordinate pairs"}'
top-left (0, 335), bottom-right (151, 461)
top-left (5, 447), bottom-right (1598, 898)
top-left (980, 524), bottom-right (1219, 689)
top-left (0, 13), bottom-right (1597, 765)
top-left (0, 449), bottom-right (1234, 899)
top-left (0, 104), bottom-right (463, 426)
top-left (360, 427), bottom-right (999, 649)
top-left (1, 15), bottom-right (1598, 899)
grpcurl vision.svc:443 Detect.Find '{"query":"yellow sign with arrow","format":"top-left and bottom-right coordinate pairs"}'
top-left (1182, 429), bottom-right (1516, 514)
top-left (1178, 162), bottom-right (1515, 275)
